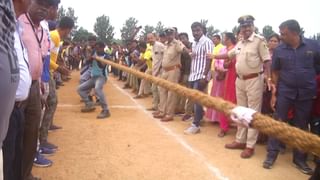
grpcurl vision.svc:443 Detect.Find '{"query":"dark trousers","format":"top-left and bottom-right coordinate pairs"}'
top-left (40, 77), bottom-right (57, 144)
top-left (267, 95), bottom-right (313, 162)
top-left (190, 80), bottom-right (207, 127)
top-left (309, 160), bottom-right (320, 180)
top-left (119, 70), bottom-right (123, 80)
top-left (3, 104), bottom-right (25, 180)
top-left (22, 81), bottom-right (41, 180)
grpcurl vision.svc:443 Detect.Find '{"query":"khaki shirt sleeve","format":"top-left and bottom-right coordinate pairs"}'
top-left (227, 47), bottom-right (236, 58)
top-left (175, 41), bottom-right (185, 53)
top-left (259, 39), bottom-right (271, 62)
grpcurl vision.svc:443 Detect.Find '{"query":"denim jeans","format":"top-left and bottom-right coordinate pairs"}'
top-left (80, 69), bottom-right (92, 84)
top-left (189, 80), bottom-right (206, 127)
top-left (78, 76), bottom-right (109, 110)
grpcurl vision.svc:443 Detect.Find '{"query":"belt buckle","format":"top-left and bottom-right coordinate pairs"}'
top-left (173, 65), bottom-right (177, 70)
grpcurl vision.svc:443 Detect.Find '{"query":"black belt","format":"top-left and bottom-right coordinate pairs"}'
top-left (237, 72), bottom-right (263, 80)
top-left (32, 80), bottom-right (38, 84)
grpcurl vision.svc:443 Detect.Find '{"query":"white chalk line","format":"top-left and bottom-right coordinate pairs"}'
top-left (110, 80), bottom-right (229, 180)
top-left (58, 104), bottom-right (139, 109)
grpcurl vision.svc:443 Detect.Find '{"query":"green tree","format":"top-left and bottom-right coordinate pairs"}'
top-left (315, 33), bottom-right (320, 41)
top-left (155, 21), bottom-right (165, 34)
top-left (310, 33), bottom-right (320, 41)
top-left (200, 19), bottom-right (208, 35)
top-left (120, 17), bottom-right (139, 41)
top-left (254, 26), bottom-right (260, 34)
top-left (57, 6), bottom-right (65, 19)
top-left (140, 25), bottom-right (155, 40)
top-left (300, 27), bottom-right (305, 36)
top-left (57, 6), bottom-right (78, 29)
top-left (200, 19), bottom-right (208, 28)
top-left (94, 15), bottom-right (115, 44)
top-left (206, 25), bottom-right (220, 39)
top-left (232, 25), bottom-right (239, 35)
top-left (57, 6), bottom-right (78, 37)
top-left (73, 27), bottom-right (94, 42)
top-left (199, 19), bottom-right (219, 38)
top-left (262, 25), bottom-right (275, 39)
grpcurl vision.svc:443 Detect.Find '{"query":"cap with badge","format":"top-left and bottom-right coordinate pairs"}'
top-left (238, 15), bottom-right (255, 27)
top-left (164, 27), bottom-right (175, 34)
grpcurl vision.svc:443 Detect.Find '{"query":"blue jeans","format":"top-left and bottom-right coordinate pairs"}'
top-left (78, 76), bottom-right (109, 111)
top-left (79, 69), bottom-right (91, 84)
top-left (189, 80), bottom-right (206, 127)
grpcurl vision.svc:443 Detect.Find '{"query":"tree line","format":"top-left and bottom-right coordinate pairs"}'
top-left (58, 6), bottom-right (320, 44)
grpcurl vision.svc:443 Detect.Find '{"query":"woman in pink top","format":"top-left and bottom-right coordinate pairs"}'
top-left (205, 46), bottom-right (227, 124)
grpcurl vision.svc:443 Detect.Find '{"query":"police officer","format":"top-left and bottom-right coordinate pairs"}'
top-left (146, 33), bottom-right (165, 111)
top-left (263, 19), bottom-right (320, 175)
top-left (153, 27), bottom-right (186, 122)
top-left (212, 15), bottom-right (271, 158)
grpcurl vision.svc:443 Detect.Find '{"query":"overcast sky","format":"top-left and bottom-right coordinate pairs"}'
top-left (60, 0), bottom-right (319, 39)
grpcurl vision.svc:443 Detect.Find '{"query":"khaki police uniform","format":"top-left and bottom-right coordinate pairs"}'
top-left (158, 39), bottom-right (185, 117)
top-left (228, 32), bottom-right (271, 148)
top-left (151, 41), bottom-right (165, 110)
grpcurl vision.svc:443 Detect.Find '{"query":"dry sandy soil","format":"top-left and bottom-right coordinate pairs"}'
top-left (33, 72), bottom-right (313, 180)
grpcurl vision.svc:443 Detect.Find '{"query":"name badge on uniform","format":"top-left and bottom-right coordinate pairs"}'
top-left (235, 48), bottom-right (241, 54)
top-left (305, 50), bottom-right (314, 57)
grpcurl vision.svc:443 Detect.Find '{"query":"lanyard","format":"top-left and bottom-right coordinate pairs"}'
top-left (16, 22), bottom-right (30, 69)
top-left (25, 13), bottom-right (43, 49)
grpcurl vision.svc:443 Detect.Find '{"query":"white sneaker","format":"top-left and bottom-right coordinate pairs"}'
top-left (184, 124), bottom-right (200, 134)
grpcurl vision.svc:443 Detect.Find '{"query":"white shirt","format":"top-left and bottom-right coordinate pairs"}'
top-left (15, 22), bottom-right (32, 101)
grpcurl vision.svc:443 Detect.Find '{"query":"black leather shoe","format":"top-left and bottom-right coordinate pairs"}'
top-left (293, 160), bottom-right (314, 175)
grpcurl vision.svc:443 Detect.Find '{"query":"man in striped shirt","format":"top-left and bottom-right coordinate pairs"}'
top-left (184, 22), bottom-right (214, 134)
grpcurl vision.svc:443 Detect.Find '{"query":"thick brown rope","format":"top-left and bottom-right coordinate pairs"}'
top-left (96, 57), bottom-right (320, 156)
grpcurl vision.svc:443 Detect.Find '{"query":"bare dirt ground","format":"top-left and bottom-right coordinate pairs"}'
top-left (33, 72), bottom-right (312, 180)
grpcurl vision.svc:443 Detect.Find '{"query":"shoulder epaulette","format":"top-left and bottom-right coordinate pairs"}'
top-left (254, 33), bottom-right (266, 41)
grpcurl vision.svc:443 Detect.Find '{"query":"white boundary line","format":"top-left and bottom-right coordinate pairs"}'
top-left (110, 80), bottom-right (229, 180)
top-left (58, 104), bottom-right (139, 109)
